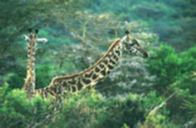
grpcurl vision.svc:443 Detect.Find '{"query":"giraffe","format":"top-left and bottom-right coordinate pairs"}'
top-left (23, 29), bottom-right (48, 98)
top-left (35, 31), bottom-right (149, 99)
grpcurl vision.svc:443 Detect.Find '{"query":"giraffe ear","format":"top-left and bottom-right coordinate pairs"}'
top-left (35, 29), bottom-right (39, 34)
top-left (23, 35), bottom-right (30, 41)
top-left (36, 38), bottom-right (48, 43)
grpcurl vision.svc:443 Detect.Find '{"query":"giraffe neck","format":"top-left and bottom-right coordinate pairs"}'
top-left (24, 40), bottom-right (37, 96)
top-left (36, 39), bottom-right (124, 98)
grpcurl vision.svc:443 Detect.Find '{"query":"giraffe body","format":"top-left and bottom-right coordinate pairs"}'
top-left (35, 33), bottom-right (148, 99)
top-left (36, 39), bottom-right (123, 98)
top-left (23, 29), bottom-right (47, 98)
top-left (24, 32), bottom-right (37, 98)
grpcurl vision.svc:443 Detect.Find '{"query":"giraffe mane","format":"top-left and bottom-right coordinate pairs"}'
top-left (50, 38), bottom-right (121, 84)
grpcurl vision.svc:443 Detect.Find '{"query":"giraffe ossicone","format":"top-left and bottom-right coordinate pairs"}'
top-left (35, 31), bottom-right (149, 99)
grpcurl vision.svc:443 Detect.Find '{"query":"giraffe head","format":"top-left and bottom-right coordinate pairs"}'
top-left (122, 30), bottom-right (149, 58)
top-left (23, 29), bottom-right (48, 43)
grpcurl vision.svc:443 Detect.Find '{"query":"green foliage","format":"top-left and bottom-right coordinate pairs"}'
top-left (181, 72), bottom-right (196, 127)
top-left (90, 0), bottom-right (196, 51)
top-left (0, 86), bottom-right (169, 128)
top-left (36, 65), bottom-right (53, 88)
top-left (147, 44), bottom-right (196, 125)
top-left (143, 91), bottom-right (164, 110)
top-left (148, 44), bottom-right (181, 87)
top-left (50, 91), bottom-right (146, 128)
top-left (184, 96), bottom-right (196, 119)
top-left (148, 44), bottom-right (196, 89)
top-left (3, 73), bottom-right (24, 89)
top-left (0, 84), bottom-right (52, 128)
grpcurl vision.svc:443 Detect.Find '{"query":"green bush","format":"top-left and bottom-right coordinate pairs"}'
top-left (0, 84), bottom-right (52, 128)
top-left (49, 90), bottom-right (146, 128)
top-left (147, 44), bottom-right (196, 125)
top-left (1, 85), bottom-right (170, 128)
top-left (147, 44), bottom-right (182, 87)
top-left (148, 44), bottom-right (196, 90)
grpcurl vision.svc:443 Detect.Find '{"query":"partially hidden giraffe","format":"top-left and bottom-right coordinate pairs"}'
top-left (23, 29), bottom-right (48, 98)
top-left (35, 31), bottom-right (149, 99)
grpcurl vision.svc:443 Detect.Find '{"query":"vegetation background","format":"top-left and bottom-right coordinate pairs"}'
top-left (0, 0), bottom-right (196, 127)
